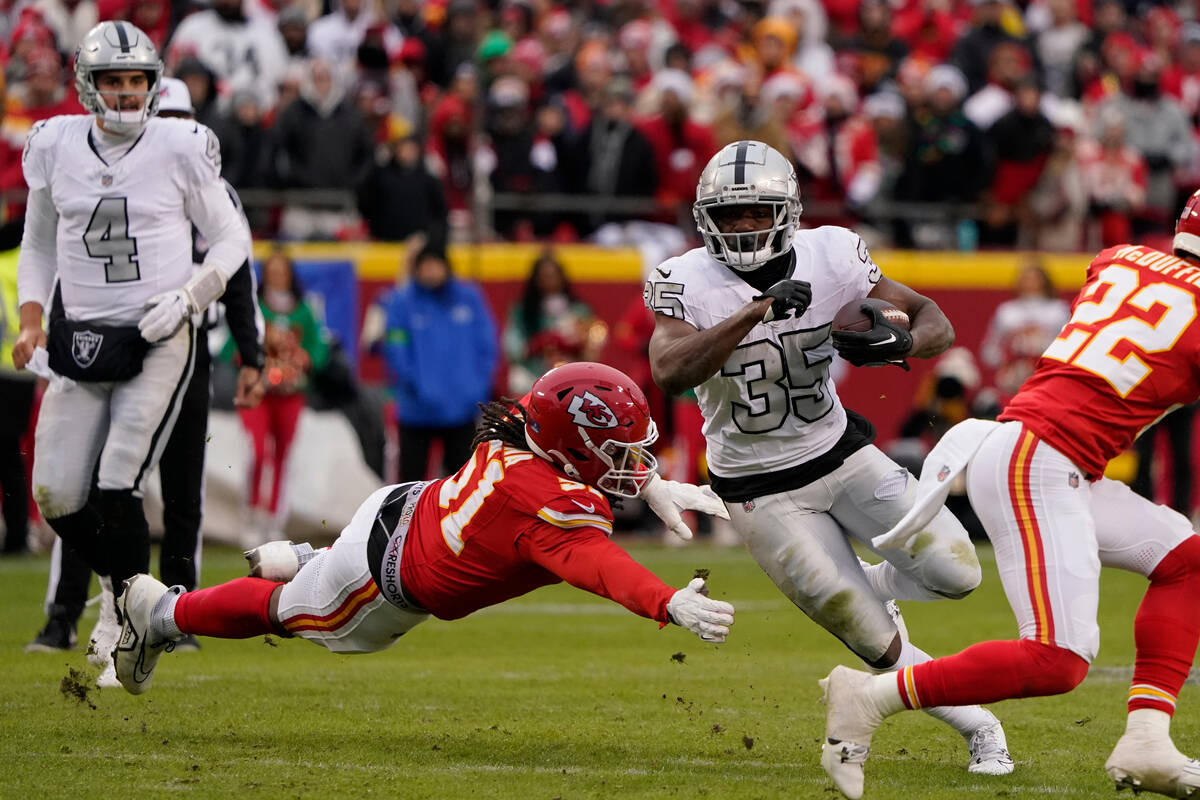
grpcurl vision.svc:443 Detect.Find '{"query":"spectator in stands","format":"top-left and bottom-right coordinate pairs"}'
top-left (712, 70), bottom-right (793, 159)
top-left (358, 128), bottom-right (447, 244)
top-left (503, 251), bottom-right (603, 396)
top-left (1034, 0), bottom-right (1088, 99)
top-left (484, 76), bottom-right (567, 240)
top-left (426, 64), bottom-right (483, 232)
top-left (1078, 109), bottom-right (1146, 246)
top-left (963, 41), bottom-right (1035, 131)
top-left (277, 5), bottom-right (310, 64)
top-left (308, 0), bottom-right (399, 80)
top-left (892, 0), bottom-right (958, 63)
top-left (768, 0), bottom-right (836, 80)
top-left (218, 87), bottom-right (271, 193)
top-left (982, 78), bottom-right (1055, 245)
top-left (1025, 113), bottom-right (1088, 250)
top-left (98, 0), bottom-right (168, 48)
top-left (950, 0), bottom-right (1025, 95)
top-left (167, 0), bottom-right (289, 109)
top-left (793, 74), bottom-right (883, 216)
top-left (569, 78), bottom-right (657, 235)
top-left (33, 0), bottom-right (97, 54)
top-left (863, 91), bottom-right (909, 198)
top-left (1162, 24), bottom-right (1200, 125)
top-left (979, 260), bottom-right (1070, 401)
top-left (894, 65), bottom-right (990, 243)
top-left (271, 58), bottom-right (374, 239)
top-left (381, 244), bottom-right (497, 481)
top-left (636, 69), bottom-right (718, 227)
top-left (173, 57), bottom-right (223, 132)
top-left (423, 0), bottom-right (483, 88)
top-left (1093, 53), bottom-right (1194, 235)
top-left (236, 252), bottom-right (329, 541)
top-left (6, 47), bottom-right (83, 128)
top-left (1070, 0), bottom-right (1127, 99)
top-left (843, 0), bottom-right (909, 95)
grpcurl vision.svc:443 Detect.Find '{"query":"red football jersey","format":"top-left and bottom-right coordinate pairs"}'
top-left (1000, 244), bottom-right (1200, 477)
top-left (399, 440), bottom-right (675, 622)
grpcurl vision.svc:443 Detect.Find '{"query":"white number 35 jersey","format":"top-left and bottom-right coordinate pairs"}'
top-left (22, 115), bottom-right (225, 324)
top-left (644, 226), bottom-right (881, 479)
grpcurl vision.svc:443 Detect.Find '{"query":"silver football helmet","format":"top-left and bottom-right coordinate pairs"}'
top-left (693, 140), bottom-right (802, 271)
top-left (74, 21), bottom-right (162, 135)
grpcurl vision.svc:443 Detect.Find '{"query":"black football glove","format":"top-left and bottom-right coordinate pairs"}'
top-left (831, 303), bottom-right (914, 369)
top-left (753, 279), bottom-right (812, 322)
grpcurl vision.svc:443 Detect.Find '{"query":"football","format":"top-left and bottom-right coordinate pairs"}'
top-left (832, 297), bottom-right (910, 333)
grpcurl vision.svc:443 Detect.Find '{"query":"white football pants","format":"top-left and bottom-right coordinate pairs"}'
top-left (724, 444), bottom-right (981, 663)
top-left (965, 421), bottom-right (1193, 662)
top-left (32, 324), bottom-right (195, 519)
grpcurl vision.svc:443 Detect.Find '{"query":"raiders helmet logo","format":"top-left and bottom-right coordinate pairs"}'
top-left (567, 391), bottom-right (618, 429)
top-left (71, 330), bottom-right (103, 368)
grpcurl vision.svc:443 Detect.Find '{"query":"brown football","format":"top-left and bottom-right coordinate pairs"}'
top-left (832, 298), bottom-right (910, 333)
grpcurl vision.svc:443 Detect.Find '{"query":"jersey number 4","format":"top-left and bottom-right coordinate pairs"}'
top-left (83, 197), bottom-right (140, 283)
top-left (1043, 264), bottom-right (1197, 397)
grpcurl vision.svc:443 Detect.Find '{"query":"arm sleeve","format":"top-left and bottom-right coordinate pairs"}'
top-left (182, 124), bottom-right (253, 286)
top-left (522, 524), bottom-right (674, 623)
top-left (16, 186), bottom-right (58, 308)
top-left (220, 261), bottom-right (265, 369)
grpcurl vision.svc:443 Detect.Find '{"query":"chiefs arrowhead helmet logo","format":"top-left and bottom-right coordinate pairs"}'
top-left (566, 391), bottom-right (619, 429)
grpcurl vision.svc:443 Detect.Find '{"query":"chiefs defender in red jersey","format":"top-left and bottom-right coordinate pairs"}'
top-left (108, 363), bottom-right (735, 695)
top-left (819, 192), bottom-right (1200, 800)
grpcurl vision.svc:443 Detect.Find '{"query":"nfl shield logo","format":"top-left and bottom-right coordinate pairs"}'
top-left (743, 500), bottom-right (755, 513)
top-left (1069, 472), bottom-right (1080, 488)
top-left (937, 464), bottom-right (951, 482)
top-left (71, 330), bottom-right (103, 368)
top-left (101, 174), bottom-right (113, 187)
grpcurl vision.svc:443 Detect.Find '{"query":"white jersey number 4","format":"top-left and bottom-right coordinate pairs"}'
top-left (721, 326), bottom-right (834, 433)
top-left (82, 197), bottom-right (140, 283)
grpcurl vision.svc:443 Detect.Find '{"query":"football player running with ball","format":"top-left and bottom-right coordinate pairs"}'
top-left (645, 140), bottom-right (1012, 777)
top-left (111, 363), bottom-right (735, 694)
top-left (11, 22), bottom-right (251, 683)
top-left (820, 191), bottom-right (1200, 799)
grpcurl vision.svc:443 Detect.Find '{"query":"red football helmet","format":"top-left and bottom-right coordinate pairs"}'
top-left (1174, 188), bottom-right (1200, 260)
top-left (524, 362), bottom-right (658, 497)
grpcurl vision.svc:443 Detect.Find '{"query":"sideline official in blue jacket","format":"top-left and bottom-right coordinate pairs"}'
top-left (382, 245), bottom-right (499, 481)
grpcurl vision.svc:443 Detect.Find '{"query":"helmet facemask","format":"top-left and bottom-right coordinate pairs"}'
top-left (84, 69), bottom-right (161, 135)
top-left (695, 197), bottom-right (795, 271)
top-left (588, 420), bottom-right (659, 498)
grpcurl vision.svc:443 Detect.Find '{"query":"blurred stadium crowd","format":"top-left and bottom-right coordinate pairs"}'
top-left (0, 0), bottom-right (1197, 250)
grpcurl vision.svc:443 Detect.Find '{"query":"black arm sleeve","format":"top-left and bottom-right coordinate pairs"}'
top-left (220, 260), bottom-right (264, 369)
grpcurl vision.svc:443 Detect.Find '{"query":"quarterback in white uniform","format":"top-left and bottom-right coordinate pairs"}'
top-left (646, 140), bottom-right (1011, 776)
top-left (11, 22), bottom-right (250, 678)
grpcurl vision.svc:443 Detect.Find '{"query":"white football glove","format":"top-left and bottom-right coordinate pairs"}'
top-left (138, 289), bottom-right (195, 342)
top-left (667, 578), bottom-right (734, 642)
top-left (641, 473), bottom-right (730, 541)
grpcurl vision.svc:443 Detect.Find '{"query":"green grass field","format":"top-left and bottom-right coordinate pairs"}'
top-left (1, 541), bottom-right (1194, 799)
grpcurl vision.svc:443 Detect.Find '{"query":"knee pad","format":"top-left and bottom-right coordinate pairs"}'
top-left (1017, 639), bottom-right (1089, 696)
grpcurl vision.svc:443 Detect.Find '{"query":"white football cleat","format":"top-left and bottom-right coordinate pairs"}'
top-left (820, 665), bottom-right (885, 799)
top-left (967, 721), bottom-right (1015, 775)
top-left (86, 577), bottom-right (120, 670)
top-left (113, 575), bottom-right (175, 695)
top-left (1106, 729), bottom-right (1200, 797)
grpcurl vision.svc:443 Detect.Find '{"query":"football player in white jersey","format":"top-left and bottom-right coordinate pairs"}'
top-left (10, 22), bottom-right (251, 682)
top-left (645, 140), bottom-right (1012, 777)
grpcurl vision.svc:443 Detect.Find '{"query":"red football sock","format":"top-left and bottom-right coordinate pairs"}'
top-left (174, 577), bottom-right (283, 639)
top-left (1130, 536), bottom-right (1200, 715)
top-left (898, 638), bottom-right (1089, 709)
